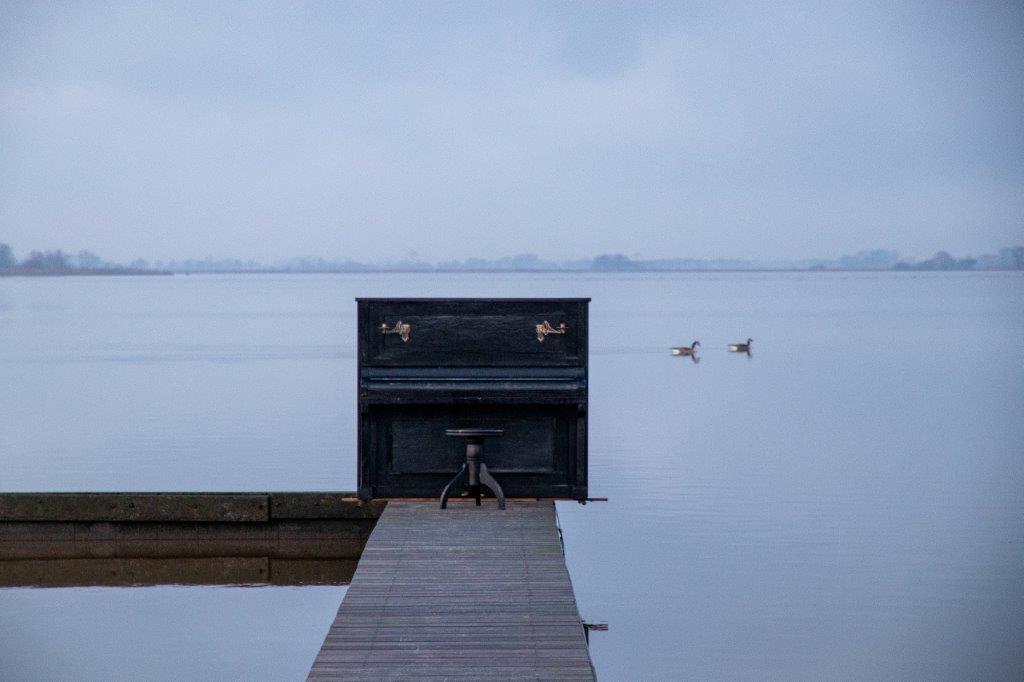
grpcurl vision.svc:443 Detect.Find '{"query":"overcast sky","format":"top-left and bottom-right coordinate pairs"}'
top-left (1, 1), bottom-right (1021, 263)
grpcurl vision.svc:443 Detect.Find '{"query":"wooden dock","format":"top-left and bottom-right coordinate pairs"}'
top-left (308, 501), bottom-right (596, 680)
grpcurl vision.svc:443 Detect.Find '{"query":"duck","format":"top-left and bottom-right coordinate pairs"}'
top-left (671, 341), bottom-right (700, 356)
top-left (728, 338), bottom-right (752, 352)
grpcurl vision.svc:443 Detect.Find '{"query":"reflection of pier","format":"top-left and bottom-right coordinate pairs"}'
top-left (0, 556), bottom-right (358, 587)
top-left (0, 493), bottom-right (382, 586)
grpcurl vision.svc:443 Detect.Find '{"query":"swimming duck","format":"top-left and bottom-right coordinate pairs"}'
top-left (671, 341), bottom-right (700, 356)
top-left (728, 338), bottom-right (752, 352)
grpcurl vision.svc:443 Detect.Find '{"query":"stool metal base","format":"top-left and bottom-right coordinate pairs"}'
top-left (440, 429), bottom-right (506, 510)
top-left (439, 462), bottom-right (505, 510)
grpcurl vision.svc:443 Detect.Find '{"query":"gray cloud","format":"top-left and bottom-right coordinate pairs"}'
top-left (1, 1), bottom-right (1021, 262)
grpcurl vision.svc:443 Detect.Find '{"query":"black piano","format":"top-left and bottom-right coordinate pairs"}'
top-left (357, 298), bottom-right (589, 502)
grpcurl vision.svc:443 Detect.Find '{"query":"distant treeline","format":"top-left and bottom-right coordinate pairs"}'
top-left (0, 244), bottom-right (167, 276)
top-left (1, 242), bottom-right (1022, 275)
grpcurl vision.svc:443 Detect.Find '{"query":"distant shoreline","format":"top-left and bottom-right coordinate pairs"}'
top-left (4, 245), bottom-right (1020, 276)
top-left (0, 268), bottom-right (172, 277)
top-left (4, 267), bottom-right (1019, 278)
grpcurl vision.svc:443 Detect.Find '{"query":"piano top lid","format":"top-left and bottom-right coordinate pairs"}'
top-left (356, 297), bottom-right (591, 302)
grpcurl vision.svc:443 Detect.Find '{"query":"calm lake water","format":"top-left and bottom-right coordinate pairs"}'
top-left (1, 272), bottom-right (1022, 680)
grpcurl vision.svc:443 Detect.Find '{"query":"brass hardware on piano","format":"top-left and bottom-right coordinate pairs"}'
top-left (535, 320), bottom-right (567, 342)
top-left (378, 321), bottom-right (411, 342)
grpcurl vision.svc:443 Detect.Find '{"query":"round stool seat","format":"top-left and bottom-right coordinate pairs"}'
top-left (445, 428), bottom-right (504, 439)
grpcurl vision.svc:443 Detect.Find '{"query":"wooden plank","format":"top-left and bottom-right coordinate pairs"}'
top-left (0, 493), bottom-right (269, 522)
top-left (270, 493), bottom-right (385, 519)
top-left (0, 492), bottom-right (383, 523)
top-left (308, 501), bottom-right (595, 680)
